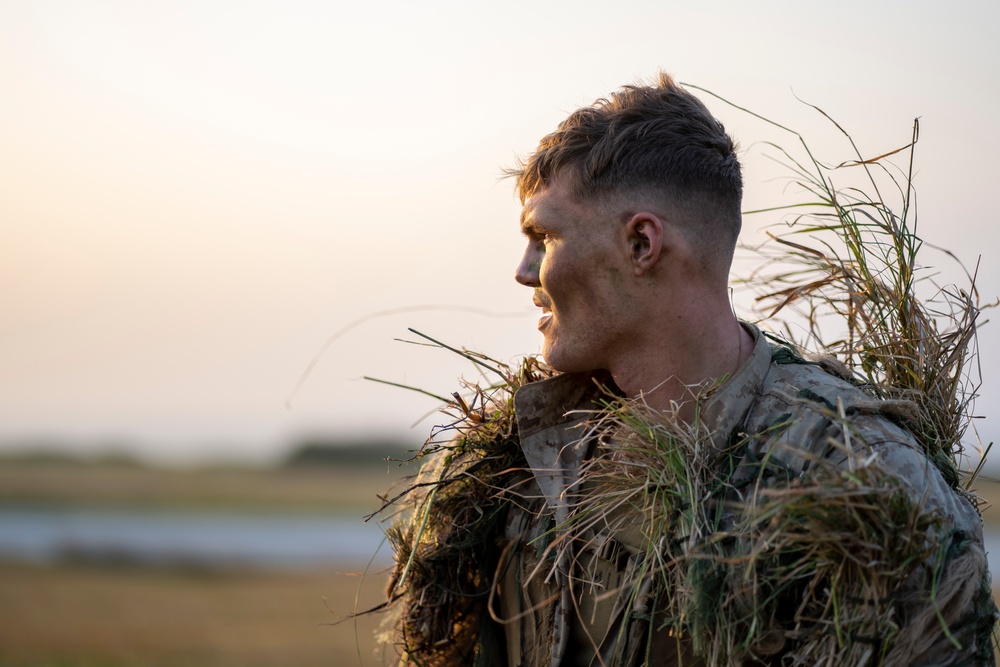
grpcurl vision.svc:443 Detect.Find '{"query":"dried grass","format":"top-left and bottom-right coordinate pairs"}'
top-left (568, 397), bottom-right (943, 665)
top-left (687, 86), bottom-right (996, 491)
top-left (372, 350), bottom-right (553, 666)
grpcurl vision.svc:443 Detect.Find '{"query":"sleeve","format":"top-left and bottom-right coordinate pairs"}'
top-left (866, 438), bottom-right (997, 666)
top-left (735, 404), bottom-right (997, 665)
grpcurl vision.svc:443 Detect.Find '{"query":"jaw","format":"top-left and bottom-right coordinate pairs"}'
top-left (541, 327), bottom-right (598, 374)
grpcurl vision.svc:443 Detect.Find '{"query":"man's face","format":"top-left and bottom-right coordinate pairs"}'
top-left (515, 175), bottom-right (631, 372)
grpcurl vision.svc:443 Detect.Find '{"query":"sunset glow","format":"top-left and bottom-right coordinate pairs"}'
top-left (2, 0), bottom-right (998, 464)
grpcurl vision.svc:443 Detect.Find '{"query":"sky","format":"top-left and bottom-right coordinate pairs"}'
top-left (1, 0), bottom-right (998, 466)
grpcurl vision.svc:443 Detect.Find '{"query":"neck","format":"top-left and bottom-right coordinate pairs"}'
top-left (608, 309), bottom-right (753, 418)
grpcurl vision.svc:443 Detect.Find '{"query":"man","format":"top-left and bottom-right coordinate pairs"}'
top-left (384, 73), bottom-right (995, 666)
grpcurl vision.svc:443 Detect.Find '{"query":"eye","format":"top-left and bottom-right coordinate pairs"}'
top-left (522, 224), bottom-right (552, 246)
top-left (525, 231), bottom-right (547, 246)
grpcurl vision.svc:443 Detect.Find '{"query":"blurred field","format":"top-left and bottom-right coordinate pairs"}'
top-left (971, 475), bottom-right (1000, 527)
top-left (0, 459), bottom-right (409, 513)
top-left (0, 561), bottom-right (390, 667)
top-left (0, 457), bottom-right (404, 666)
top-left (0, 459), bottom-right (997, 665)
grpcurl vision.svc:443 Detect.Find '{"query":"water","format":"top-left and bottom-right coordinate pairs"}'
top-left (0, 506), bottom-right (391, 569)
top-left (2, 506), bottom-right (999, 577)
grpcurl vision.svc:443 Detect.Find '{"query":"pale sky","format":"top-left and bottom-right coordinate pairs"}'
top-left (1, 0), bottom-right (998, 465)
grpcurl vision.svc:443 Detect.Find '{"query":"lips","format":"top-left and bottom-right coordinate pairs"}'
top-left (533, 290), bottom-right (552, 312)
top-left (533, 291), bottom-right (553, 330)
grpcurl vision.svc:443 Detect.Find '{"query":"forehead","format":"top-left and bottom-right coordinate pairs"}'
top-left (519, 176), bottom-right (586, 233)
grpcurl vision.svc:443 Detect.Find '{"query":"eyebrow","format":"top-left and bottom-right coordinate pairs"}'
top-left (519, 206), bottom-right (548, 237)
top-left (520, 219), bottom-right (542, 237)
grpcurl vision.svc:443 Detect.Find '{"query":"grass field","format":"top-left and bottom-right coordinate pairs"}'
top-left (0, 459), bottom-right (409, 513)
top-left (0, 561), bottom-right (391, 667)
top-left (0, 459), bottom-right (404, 666)
top-left (1, 459), bottom-right (996, 665)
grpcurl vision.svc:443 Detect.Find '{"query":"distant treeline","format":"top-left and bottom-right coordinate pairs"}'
top-left (0, 438), bottom-right (418, 470)
top-left (0, 448), bottom-right (145, 467)
top-left (282, 438), bottom-right (416, 468)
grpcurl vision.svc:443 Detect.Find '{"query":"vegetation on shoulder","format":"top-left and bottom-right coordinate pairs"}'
top-left (688, 84), bottom-right (994, 491)
top-left (568, 394), bottom-right (947, 665)
top-left (371, 345), bottom-right (554, 666)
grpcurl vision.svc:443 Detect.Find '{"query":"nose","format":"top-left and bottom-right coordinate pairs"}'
top-left (515, 243), bottom-right (541, 287)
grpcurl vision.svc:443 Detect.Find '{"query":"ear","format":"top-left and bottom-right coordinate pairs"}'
top-left (624, 212), bottom-right (664, 275)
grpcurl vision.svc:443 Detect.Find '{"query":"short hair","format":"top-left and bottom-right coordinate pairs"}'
top-left (512, 72), bottom-right (743, 260)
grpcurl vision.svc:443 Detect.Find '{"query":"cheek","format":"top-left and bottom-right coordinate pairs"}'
top-left (539, 249), bottom-right (577, 294)
top-left (538, 257), bottom-right (555, 291)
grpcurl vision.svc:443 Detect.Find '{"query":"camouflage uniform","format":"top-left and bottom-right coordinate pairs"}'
top-left (396, 325), bottom-right (996, 666)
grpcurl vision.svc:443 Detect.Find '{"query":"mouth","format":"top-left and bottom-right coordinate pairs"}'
top-left (533, 293), bottom-right (553, 330)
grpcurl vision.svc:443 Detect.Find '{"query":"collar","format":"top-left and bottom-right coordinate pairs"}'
top-left (512, 323), bottom-right (772, 480)
top-left (698, 323), bottom-right (771, 450)
top-left (513, 369), bottom-right (614, 527)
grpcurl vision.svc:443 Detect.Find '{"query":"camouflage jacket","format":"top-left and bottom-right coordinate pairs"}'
top-left (394, 325), bottom-right (996, 666)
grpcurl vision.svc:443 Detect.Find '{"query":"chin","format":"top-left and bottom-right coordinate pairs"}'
top-left (542, 342), bottom-right (595, 374)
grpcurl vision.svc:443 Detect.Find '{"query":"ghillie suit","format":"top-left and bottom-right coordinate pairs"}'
top-left (373, 111), bottom-right (997, 665)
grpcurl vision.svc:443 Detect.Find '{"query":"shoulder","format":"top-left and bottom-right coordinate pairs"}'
top-left (742, 341), bottom-right (980, 527)
top-left (755, 344), bottom-right (869, 414)
top-left (747, 341), bottom-right (913, 444)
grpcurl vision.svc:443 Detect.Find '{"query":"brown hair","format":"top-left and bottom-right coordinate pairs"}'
top-left (512, 72), bottom-right (743, 258)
